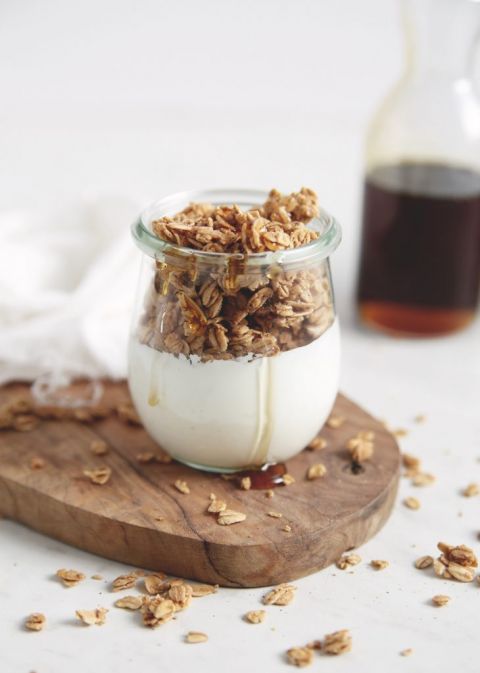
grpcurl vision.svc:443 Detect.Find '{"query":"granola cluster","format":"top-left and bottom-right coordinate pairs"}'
top-left (138, 188), bottom-right (334, 361)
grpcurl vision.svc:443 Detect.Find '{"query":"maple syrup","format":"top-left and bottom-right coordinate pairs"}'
top-left (234, 462), bottom-right (287, 489)
top-left (357, 163), bottom-right (480, 336)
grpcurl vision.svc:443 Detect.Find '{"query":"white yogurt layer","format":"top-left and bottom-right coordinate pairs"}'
top-left (128, 318), bottom-right (340, 471)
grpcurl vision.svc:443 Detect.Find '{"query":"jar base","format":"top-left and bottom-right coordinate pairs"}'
top-left (358, 301), bottom-right (475, 337)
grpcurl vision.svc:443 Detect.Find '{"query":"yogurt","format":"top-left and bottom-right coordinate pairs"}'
top-left (128, 318), bottom-right (340, 471)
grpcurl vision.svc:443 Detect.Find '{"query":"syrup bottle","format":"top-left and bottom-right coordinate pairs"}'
top-left (357, 0), bottom-right (480, 336)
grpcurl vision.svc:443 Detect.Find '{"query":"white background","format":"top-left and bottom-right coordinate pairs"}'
top-left (1, 1), bottom-right (480, 672)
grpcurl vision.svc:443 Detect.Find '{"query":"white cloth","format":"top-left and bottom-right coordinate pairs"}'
top-left (0, 197), bottom-right (140, 386)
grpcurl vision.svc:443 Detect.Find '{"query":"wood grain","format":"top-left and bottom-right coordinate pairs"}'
top-left (0, 382), bottom-right (400, 587)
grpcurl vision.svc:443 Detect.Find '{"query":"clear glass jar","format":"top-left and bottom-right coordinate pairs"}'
top-left (128, 189), bottom-right (341, 472)
top-left (357, 0), bottom-right (480, 336)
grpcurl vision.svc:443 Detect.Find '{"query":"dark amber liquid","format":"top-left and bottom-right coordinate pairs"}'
top-left (357, 163), bottom-right (480, 336)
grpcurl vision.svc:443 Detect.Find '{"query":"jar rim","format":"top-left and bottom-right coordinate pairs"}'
top-left (131, 188), bottom-right (341, 268)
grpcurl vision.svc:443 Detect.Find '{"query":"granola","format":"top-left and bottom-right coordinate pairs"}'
top-left (371, 559), bottom-right (389, 570)
top-left (141, 596), bottom-right (176, 627)
top-left (114, 595), bottom-right (143, 610)
top-left (336, 554), bottom-right (361, 570)
top-left (56, 568), bottom-right (86, 588)
top-left (433, 542), bottom-right (478, 582)
top-left (286, 646), bottom-right (314, 667)
top-left (185, 631), bottom-right (208, 643)
top-left (262, 583), bottom-right (296, 606)
top-left (323, 629), bottom-right (352, 655)
top-left (245, 610), bottom-right (266, 624)
top-left (25, 613), bottom-right (46, 631)
top-left (75, 608), bottom-right (108, 625)
top-left (83, 466), bottom-right (111, 485)
top-left (306, 463), bottom-right (327, 480)
top-left (432, 594), bottom-right (450, 607)
top-left (111, 573), bottom-right (137, 592)
top-left (136, 189), bottom-right (334, 362)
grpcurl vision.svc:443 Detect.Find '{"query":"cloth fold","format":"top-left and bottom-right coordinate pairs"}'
top-left (0, 197), bottom-right (140, 386)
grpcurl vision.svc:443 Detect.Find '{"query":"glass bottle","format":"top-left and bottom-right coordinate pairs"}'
top-left (357, 0), bottom-right (480, 336)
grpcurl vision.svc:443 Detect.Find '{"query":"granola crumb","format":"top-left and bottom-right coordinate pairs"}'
top-left (90, 439), bottom-right (109, 456)
top-left (412, 472), bottom-right (435, 487)
top-left (262, 583), bottom-right (296, 606)
top-left (402, 453), bottom-right (421, 471)
top-left (91, 574), bottom-right (103, 580)
top-left (323, 629), bottom-right (352, 655)
top-left (462, 482), bottom-right (479, 497)
top-left (307, 463), bottom-right (327, 480)
top-left (282, 474), bottom-right (295, 486)
top-left (185, 631), bottom-right (208, 644)
top-left (414, 414), bottom-right (426, 423)
top-left (433, 542), bottom-right (477, 582)
top-left (393, 428), bottom-right (408, 438)
top-left (144, 574), bottom-right (168, 595)
top-left (83, 466), bottom-right (111, 485)
top-left (174, 479), bottom-right (190, 494)
top-left (25, 613), bottom-right (46, 631)
top-left (432, 594), bottom-right (450, 607)
top-left (346, 432), bottom-right (374, 462)
top-left (207, 497), bottom-right (227, 513)
top-left (114, 595), bottom-right (143, 610)
top-left (286, 646), bottom-right (314, 667)
top-left (75, 608), bottom-right (108, 625)
top-left (116, 403), bottom-right (142, 426)
top-left (265, 489), bottom-right (274, 498)
top-left (217, 509), bottom-right (247, 525)
top-left (29, 456), bottom-right (45, 470)
top-left (403, 496), bottom-right (421, 510)
top-left (111, 573), bottom-right (137, 592)
top-left (136, 451), bottom-right (155, 463)
top-left (282, 524), bottom-right (292, 532)
top-left (191, 583), bottom-right (218, 597)
top-left (371, 559), bottom-right (389, 570)
top-left (326, 416), bottom-right (344, 429)
top-left (245, 610), bottom-right (266, 624)
top-left (56, 568), bottom-right (86, 588)
top-left (240, 476), bottom-right (251, 491)
top-left (400, 648), bottom-right (413, 657)
top-left (415, 555), bottom-right (434, 569)
top-left (141, 596), bottom-right (176, 627)
top-left (306, 436), bottom-right (327, 451)
top-left (267, 511), bottom-right (283, 518)
top-left (336, 554), bottom-right (361, 570)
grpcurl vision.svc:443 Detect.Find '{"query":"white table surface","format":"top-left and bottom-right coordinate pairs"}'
top-left (1, 1), bottom-right (480, 671)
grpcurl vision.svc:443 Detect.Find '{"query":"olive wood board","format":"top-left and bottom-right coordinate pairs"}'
top-left (0, 381), bottom-right (400, 588)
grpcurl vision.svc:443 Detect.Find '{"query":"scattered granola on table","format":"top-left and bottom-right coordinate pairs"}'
top-left (75, 608), bottom-right (108, 625)
top-left (114, 595), bottom-right (143, 610)
top-left (174, 479), bottom-right (190, 494)
top-left (433, 542), bottom-right (478, 582)
top-left (56, 568), bottom-right (86, 588)
top-left (111, 573), bottom-right (137, 592)
top-left (262, 583), bottom-right (296, 606)
top-left (322, 629), bottom-right (352, 655)
top-left (83, 466), bottom-right (111, 485)
top-left (371, 559), bottom-right (389, 570)
top-left (403, 496), bottom-right (421, 510)
top-left (245, 610), bottom-right (266, 624)
top-left (286, 646), bottom-right (314, 667)
top-left (336, 553), bottom-right (361, 570)
top-left (25, 613), bottom-right (46, 632)
top-left (185, 631), bottom-right (208, 643)
top-left (306, 463), bottom-right (327, 480)
top-left (432, 594), bottom-right (450, 607)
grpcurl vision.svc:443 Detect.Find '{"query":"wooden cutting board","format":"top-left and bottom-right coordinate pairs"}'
top-left (0, 382), bottom-right (400, 588)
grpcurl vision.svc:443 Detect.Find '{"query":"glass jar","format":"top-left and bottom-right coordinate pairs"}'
top-left (357, 0), bottom-right (480, 336)
top-left (128, 189), bottom-right (341, 472)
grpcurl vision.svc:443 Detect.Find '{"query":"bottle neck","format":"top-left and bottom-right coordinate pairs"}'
top-left (402, 0), bottom-right (480, 82)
